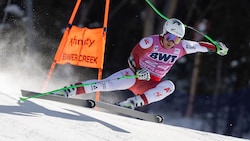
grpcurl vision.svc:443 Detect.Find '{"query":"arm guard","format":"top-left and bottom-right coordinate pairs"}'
top-left (199, 41), bottom-right (216, 51)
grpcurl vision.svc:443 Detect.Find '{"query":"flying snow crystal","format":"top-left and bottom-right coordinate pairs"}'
top-left (4, 4), bottom-right (24, 17)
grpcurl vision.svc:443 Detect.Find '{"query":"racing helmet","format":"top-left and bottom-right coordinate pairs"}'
top-left (161, 18), bottom-right (185, 38)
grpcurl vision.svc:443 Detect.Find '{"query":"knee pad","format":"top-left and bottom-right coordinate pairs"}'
top-left (157, 80), bottom-right (175, 94)
top-left (144, 80), bottom-right (175, 104)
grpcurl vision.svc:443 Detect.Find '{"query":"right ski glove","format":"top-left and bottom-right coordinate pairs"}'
top-left (136, 69), bottom-right (151, 81)
top-left (216, 42), bottom-right (228, 56)
top-left (118, 95), bottom-right (146, 110)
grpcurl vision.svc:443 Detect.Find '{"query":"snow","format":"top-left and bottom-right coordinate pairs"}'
top-left (4, 4), bottom-right (24, 17)
top-left (0, 91), bottom-right (248, 141)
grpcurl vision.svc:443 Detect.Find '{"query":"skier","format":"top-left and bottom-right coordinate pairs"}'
top-left (52, 18), bottom-right (228, 110)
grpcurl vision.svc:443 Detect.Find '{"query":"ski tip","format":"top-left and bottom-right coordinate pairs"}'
top-left (19, 97), bottom-right (26, 103)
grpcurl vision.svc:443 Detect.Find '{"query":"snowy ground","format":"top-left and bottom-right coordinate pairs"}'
top-left (0, 90), bottom-right (249, 141)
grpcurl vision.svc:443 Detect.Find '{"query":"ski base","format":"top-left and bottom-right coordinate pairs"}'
top-left (21, 90), bottom-right (95, 108)
top-left (94, 100), bottom-right (163, 123)
top-left (21, 90), bottom-right (163, 123)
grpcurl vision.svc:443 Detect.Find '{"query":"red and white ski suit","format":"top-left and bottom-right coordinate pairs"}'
top-left (79, 35), bottom-right (216, 105)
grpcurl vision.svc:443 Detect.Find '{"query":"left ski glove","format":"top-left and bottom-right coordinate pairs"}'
top-left (118, 95), bottom-right (146, 110)
top-left (216, 42), bottom-right (228, 56)
top-left (136, 69), bottom-right (151, 81)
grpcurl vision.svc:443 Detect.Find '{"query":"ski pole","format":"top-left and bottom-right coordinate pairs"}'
top-left (145, 0), bottom-right (221, 52)
top-left (19, 75), bottom-right (138, 102)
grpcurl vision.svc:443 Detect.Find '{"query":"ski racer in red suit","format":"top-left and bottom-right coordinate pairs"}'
top-left (52, 18), bottom-right (229, 110)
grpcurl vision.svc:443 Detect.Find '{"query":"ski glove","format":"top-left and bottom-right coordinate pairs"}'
top-left (118, 95), bottom-right (145, 110)
top-left (216, 42), bottom-right (228, 56)
top-left (136, 69), bottom-right (151, 81)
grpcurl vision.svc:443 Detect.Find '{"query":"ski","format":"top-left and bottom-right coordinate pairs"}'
top-left (21, 90), bottom-right (95, 108)
top-left (21, 90), bottom-right (163, 123)
top-left (94, 100), bottom-right (164, 123)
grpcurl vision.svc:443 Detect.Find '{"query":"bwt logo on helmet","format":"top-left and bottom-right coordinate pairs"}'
top-left (170, 20), bottom-right (183, 36)
top-left (172, 19), bottom-right (181, 25)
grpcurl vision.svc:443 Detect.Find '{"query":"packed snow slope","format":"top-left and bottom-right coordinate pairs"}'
top-left (0, 91), bottom-right (248, 141)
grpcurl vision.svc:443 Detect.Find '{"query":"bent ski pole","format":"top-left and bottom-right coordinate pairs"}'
top-left (145, 0), bottom-right (220, 51)
top-left (19, 75), bottom-right (138, 102)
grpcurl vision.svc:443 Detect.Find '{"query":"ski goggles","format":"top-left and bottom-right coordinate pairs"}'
top-left (165, 33), bottom-right (181, 44)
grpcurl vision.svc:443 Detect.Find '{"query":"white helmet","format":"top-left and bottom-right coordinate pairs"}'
top-left (161, 18), bottom-right (185, 38)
